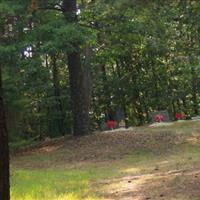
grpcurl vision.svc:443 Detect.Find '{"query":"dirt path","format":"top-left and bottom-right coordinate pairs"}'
top-left (94, 168), bottom-right (200, 200)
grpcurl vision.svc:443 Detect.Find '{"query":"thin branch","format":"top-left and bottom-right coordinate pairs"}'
top-left (38, 3), bottom-right (62, 12)
top-left (38, 6), bottom-right (62, 11)
top-left (78, 22), bottom-right (100, 30)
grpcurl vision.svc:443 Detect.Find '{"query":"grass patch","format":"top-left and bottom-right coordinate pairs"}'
top-left (11, 169), bottom-right (99, 200)
top-left (11, 150), bottom-right (156, 200)
top-left (11, 120), bottom-right (200, 200)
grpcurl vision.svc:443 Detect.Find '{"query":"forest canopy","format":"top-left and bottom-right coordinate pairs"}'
top-left (1, 0), bottom-right (200, 140)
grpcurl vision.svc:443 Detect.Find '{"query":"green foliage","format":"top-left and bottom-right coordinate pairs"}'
top-left (2, 0), bottom-right (200, 139)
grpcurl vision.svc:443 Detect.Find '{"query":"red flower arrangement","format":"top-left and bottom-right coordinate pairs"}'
top-left (175, 113), bottom-right (184, 120)
top-left (106, 120), bottom-right (117, 130)
top-left (154, 114), bottom-right (164, 123)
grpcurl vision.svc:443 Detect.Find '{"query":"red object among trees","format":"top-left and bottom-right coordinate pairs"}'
top-left (154, 114), bottom-right (164, 122)
top-left (175, 113), bottom-right (184, 120)
top-left (106, 120), bottom-right (117, 130)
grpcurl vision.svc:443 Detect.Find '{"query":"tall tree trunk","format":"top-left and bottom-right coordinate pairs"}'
top-left (116, 60), bottom-right (128, 126)
top-left (191, 66), bottom-right (198, 115)
top-left (67, 52), bottom-right (90, 136)
top-left (51, 54), bottom-right (65, 136)
top-left (62, 0), bottom-right (91, 136)
top-left (101, 64), bottom-right (111, 112)
top-left (0, 65), bottom-right (10, 200)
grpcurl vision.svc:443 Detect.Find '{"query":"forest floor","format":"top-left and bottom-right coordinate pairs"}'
top-left (11, 120), bottom-right (200, 200)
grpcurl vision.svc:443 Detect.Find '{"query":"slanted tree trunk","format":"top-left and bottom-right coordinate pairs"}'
top-left (62, 0), bottom-right (90, 136)
top-left (0, 65), bottom-right (10, 200)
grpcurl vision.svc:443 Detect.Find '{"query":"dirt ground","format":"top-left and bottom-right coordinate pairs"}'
top-left (13, 129), bottom-right (181, 162)
top-left (94, 168), bottom-right (200, 200)
top-left (12, 121), bottom-right (200, 200)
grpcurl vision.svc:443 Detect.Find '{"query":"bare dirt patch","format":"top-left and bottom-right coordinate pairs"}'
top-left (94, 168), bottom-right (200, 200)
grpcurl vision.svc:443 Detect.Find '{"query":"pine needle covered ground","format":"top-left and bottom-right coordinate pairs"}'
top-left (11, 120), bottom-right (200, 200)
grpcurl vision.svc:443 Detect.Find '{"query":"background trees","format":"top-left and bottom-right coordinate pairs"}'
top-left (1, 0), bottom-right (200, 141)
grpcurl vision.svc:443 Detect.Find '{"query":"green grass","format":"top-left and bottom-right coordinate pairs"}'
top-left (11, 146), bottom-right (200, 200)
top-left (11, 152), bottom-right (150, 200)
top-left (11, 150), bottom-right (156, 200)
top-left (11, 120), bottom-right (200, 200)
top-left (11, 169), bottom-right (99, 200)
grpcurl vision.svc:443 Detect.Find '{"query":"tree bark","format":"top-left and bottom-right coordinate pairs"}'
top-left (67, 51), bottom-right (90, 136)
top-left (116, 60), bottom-right (128, 126)
top-left (0, 65), bottom-right (10, 200)
top-left (62, 0), bottom-right (91, 136)
top-left (51, 54), bottom-right (65, 136)
top-left (101, 64), bottom-right (111, 111)
top-left (191, 66), bottom-right (198, 115)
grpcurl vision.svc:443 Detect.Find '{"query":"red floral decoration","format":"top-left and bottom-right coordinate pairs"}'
top-left (175, 113), bottom-right (184, 120)
top-left (154, 114), bottom-right (164, 123)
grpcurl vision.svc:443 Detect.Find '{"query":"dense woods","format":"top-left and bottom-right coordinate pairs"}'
top-left (1, 0), bottom-right (200, 140)
top-left (2, 0), bottom-right (200, 199)
top-left (1, 0), bottom-right (200, 139)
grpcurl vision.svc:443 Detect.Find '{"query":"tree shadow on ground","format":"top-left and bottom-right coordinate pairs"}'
top-left (94, 168), bottom-right (200, 200)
